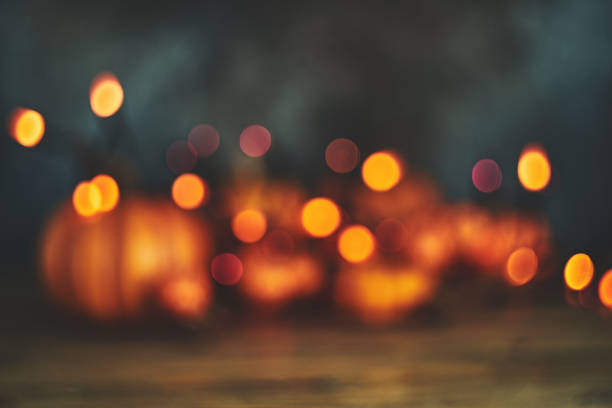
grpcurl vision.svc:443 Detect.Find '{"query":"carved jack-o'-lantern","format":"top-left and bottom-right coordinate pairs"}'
top-left (40, 197), bottom-right (213, 320)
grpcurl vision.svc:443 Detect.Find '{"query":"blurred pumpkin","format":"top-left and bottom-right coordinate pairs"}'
top-left (335, 264), bottom-right (437, 324)
top-left (452, 205), bottom-right (550, 274)
top-left (351, 175), bottom-right (440, 223)
top-left (40, 197), bottom-right (213, 320)
top-left (224, 180), bottom-right (306, 233)
top-left (239, 247), bottom-right (323, 307)
top-left (402, 208), bottom-right (457, 273)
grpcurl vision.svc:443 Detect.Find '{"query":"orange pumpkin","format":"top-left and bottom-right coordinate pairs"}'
top-left (402, 208), bottom-right (457, 273)
top-left (351, 176), bottom-right (440, 223)
top-left (224, 180), bottom-right (306, 233)
top-left (452, 205), bottom-right (550, 274)
top-left (40, 197), bottom-right (213, 320)
top-left (335, 264), bottom-right (437, 324)
top-left (239, 247), bottom-right (324, 307)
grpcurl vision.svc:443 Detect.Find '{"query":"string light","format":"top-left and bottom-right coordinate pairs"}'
top-left (90, 72), bottom-right (124, 118)
top-left (9, 108), bottom-right (45, 147)
top-left (362, 151), bottom-right (402, 192)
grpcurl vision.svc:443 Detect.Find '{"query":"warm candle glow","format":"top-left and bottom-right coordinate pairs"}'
top-left (90, 72), bottom-right (124, 118)
top-left (301, 197), bottom-right (341, 238)
top-left (172, 173), bottom-right (206, 210)
top-left (10, 108), bottom-right (45, 147)
top-left (361, 151), bottom-right (402, 192)
top-left (338, 225), bottom-right (375, 263)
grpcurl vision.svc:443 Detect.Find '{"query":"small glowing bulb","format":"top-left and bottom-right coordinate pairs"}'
top-left (338, 225), bottom-right (375, 263)
top-left (91, 174), bottom-right (120, 212)
top-left (598, 270), bottom-right (612, 309)
top-left (505, 247), bottom-right (538, 286)
top-left (172, 173), bottom-right (206, 210)
top-left (564, 253), bottom-right (594, 291)
top-left (361, 151), bottom-right (402, 192)
top-left (10, 108), bottom-right (45, 147)
top-left (90, 72), bottom-right (124, 118)
top-left (72, 181), bottom-right (102, 217)
top-left (232, 209), bottom-right (267, 243)
top-left (301, 197), bottom-right (341, 238)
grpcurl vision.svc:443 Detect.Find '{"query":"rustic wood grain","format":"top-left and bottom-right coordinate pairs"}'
top-left (1, 307), bottom-right (612, 407)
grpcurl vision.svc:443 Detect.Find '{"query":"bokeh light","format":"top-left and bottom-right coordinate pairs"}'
top-left (232, 209), bottom-right (267, 243)
top-left (166, 141), bottom-right (197, 174)
top-left (172, 173), bottom-right (206, 210)
top-left (472, 158), bottom-right (502, 193)
top-left (211, 253), bottom-right (244, 285)
top-left (598, 270), bottom-right (612, 309)
top-left (239, 125), bottom-right (271, 157)
top-left (338, 225), bottom-right (375, 263)
top-left (9, 108), bottom-right (45, 147)
top-left (188, 124), bottom-right (220, 157)
top-left (89, 72), bottom-right (124, 118)
top-left (161, 276), bottom-right (210, 319)
top-left (517, 147), bottom-right (551, 192)
top-left (301, 197), bottom-right (341, 238)
top-left (72, 181), bottom-right (102, 217)
top-left (361, 151), bottom-right (402, 192)
top-left (505, 247), bottom-right (538, 286)
top-left (564, 253), bottom-right (594, 291)
top-left (325, 138), bottom-right (360, 173)
top-left (91, 174), bottom-right (120, 213)
top-left (375, 218), bottom-right (407, 253)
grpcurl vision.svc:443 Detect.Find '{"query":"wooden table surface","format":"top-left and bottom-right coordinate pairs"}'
top-left (1, 306), bottom-right (612, 407)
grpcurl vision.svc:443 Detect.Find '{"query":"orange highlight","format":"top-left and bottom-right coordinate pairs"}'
top-left (91, 174), bottom-right (120, 213)
top-left (335, 265), bottom-right (436, 324)
top-left (564, 253), bottom-right (594, 291)
top-left (338, 225), bottom-right (375, 263)
top-left (505, 247), bottom-right (538, 286)
top-left (161, 276), bottom-right (210, 318)
top-left (90, 72), bottom-right (124, 117)
top-left (300, 197), bottom-right (341, 238)
top-left (172, 173), bottom-right (206, 210)
top-left (598, 270), bottom-right (612, 309)
top-left (72, 181), bottom-right (102, 217)
top-left (232, 209), bottom-right (267, 243)
top-left (10, 108), bottom-right (45, 147)
top-left (517, 147), bottom-right (551, 191)
top-left (361, 151), bottom-right (402, 192)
